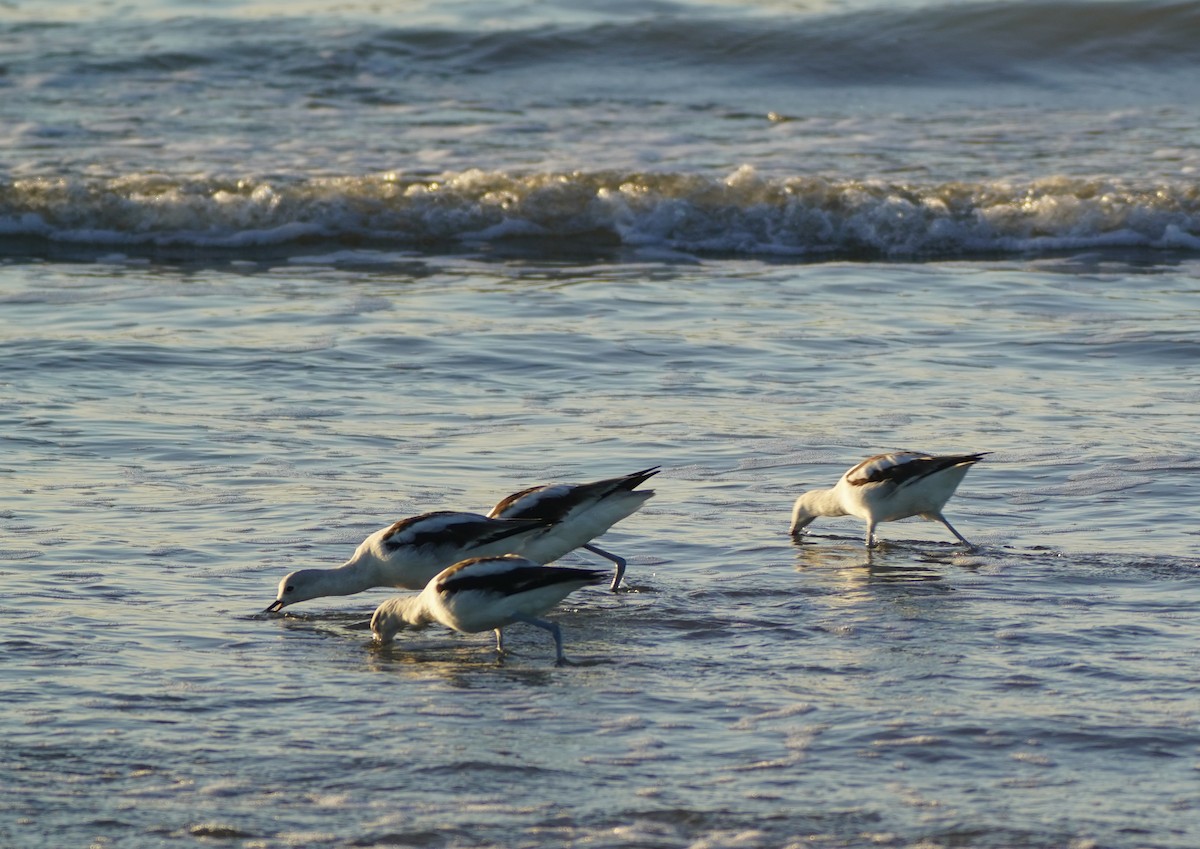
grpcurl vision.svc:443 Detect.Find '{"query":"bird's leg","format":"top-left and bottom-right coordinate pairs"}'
top-left (494, 627), bottom-right (510, 656)
top-left (583, 543), bottom-right (626, 592)
top-left (864, 521), bottom-right (878, 548)
top-left (511, 613), bottom-right (569, 665)
top-left (936, 513), bottom-right (976, 549)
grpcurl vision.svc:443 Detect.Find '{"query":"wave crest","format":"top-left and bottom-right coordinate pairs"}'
top-left (3, 168), bottom-right (1199, 258)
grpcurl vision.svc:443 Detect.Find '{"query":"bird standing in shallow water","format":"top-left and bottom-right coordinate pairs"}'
top-left (370, 555), bottom-right (606, 665)
top-left (488, 466), bottom-right (659, 591)
top-left (789, 451), bottom-right (988, 548)
top-left (264, 511), bottom-right (550, 613)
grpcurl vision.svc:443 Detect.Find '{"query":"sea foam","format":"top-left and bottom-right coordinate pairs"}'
top-left (3, 168), bottom-right (1198, 259)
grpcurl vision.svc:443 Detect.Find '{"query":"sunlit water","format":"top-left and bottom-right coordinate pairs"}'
top-left (4, 0), bottom-right (1200, 845)
top-left (2, 253), bottom-right (1198, 849)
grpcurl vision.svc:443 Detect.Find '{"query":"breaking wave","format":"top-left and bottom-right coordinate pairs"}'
top-left (3, 168), bottom-right (1199, 259)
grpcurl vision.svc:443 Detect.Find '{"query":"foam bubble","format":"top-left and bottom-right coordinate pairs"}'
top-left (2, 170), bottom-right (1198, 258)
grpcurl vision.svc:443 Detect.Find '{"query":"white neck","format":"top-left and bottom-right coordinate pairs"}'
top-left (385, 593), bottom-right (436, 628)
top-left (800, 487), bottom-right (847, 519)
top-left (323, 549), bottom-right (390, 595)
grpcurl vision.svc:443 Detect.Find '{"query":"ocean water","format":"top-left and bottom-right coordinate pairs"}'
top-left (2, 1), bottom-right (1200, 848)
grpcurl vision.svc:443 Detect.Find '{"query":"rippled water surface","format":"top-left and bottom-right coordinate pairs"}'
top-left (4, 0), bottom-right (1200, 844)
top-left (5, 1), bottom-right (1200, 256)
top-left (2, 253), bottom-right (1198, 849)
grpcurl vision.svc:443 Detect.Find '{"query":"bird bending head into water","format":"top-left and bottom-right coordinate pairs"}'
top-left (370, 555), bottom-right (606, 665)
top-left (487, 466), bottom-right (659, 591)
top-left (264, 511), bottom-right (550, 613)
top-left (789, 451), bottom-right (988, 548)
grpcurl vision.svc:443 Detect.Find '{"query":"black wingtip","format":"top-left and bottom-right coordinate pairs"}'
top-left (623, 466), bottom-right (662, 489)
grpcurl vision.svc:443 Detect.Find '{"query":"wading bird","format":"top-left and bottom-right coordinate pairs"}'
top-left (264, 511), bottom-right (549, 612)
top-left (370, 555), bottom-right (606, 664)
top-left (789, 451), bottom-right (987, 548)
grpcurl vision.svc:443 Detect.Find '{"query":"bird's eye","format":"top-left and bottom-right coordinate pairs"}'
top-left (284, 585), bottom-right (295, 593)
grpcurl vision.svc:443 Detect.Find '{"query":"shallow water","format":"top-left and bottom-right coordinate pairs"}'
top-left (2, 253), bottom-right (1199, 849)
top-left (4, 0), bottom-right (1200, 845)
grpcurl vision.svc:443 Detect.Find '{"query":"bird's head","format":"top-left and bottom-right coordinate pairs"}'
top-left (263, 569), bottom-right (323, 614)
top-left (789, 491), bottom-right (821, 537)
top-left (370, 599), bottom-right (413, 645)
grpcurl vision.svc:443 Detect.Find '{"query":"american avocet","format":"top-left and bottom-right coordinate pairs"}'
top-left (487, 466), bottom-right (659, 591)
top-left (789, 451), bottom-right (988, 548)
top-left (370, 555), bottom-right (605, 664)
top-left (264, 511), bottom-right (549, 613)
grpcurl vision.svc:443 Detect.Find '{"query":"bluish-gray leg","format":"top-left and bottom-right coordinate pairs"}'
top-left (494, 628), bottom-right (506, 655)
top-left (511, 613), bottom-right (567, 665)
top-left (936, 512), bottom-right (975, 548)
top-left (583, 543), bottom-right (627, 591)
top-left (865, 521), bottom-right (878, 548)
